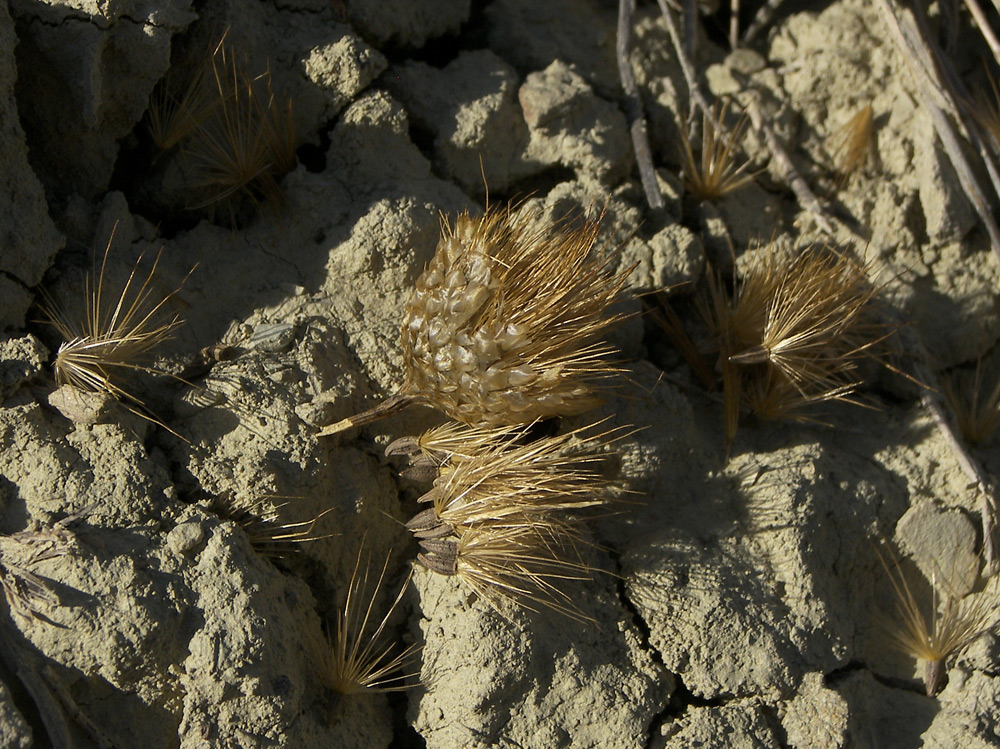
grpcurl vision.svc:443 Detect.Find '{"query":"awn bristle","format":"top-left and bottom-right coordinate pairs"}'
top-left (400, 206), bottom-right (630, 426)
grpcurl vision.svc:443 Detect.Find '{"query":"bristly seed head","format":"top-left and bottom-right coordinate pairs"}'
top-left (400, 204), bottom-right (632, 426)
top-left (319, 203), bottom-right (633, 437)
top-left (40, 229), bottom-right (195, 436)
top-left (324, 545), bottom-right (420, 695)
top-left (702, 242), bottom-right (890, 446)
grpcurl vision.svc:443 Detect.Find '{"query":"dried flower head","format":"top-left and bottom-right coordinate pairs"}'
top-left (941, 352), bottom-right (1000, 446)
top-left (878, 545), bottom-right (997, 695)
top-left (827, 104), bottom-right (876, 185)
top-left (418, 525), bottom-right (595, 622)
top-left (402, 419), bottom-right (627, 621)
top-left (680, 100), bottom-right (757, 202)
top-left (324, 546), bottom-right (419, 695)
top-left (703, 243), bottom-right (889, 445)
top-left (408, 420), bottom-right (621, 535)
top-left (320, 203), bottom-right (633, 436)
top-left (146, 49), bottom-right (218, 153)
top-left (40, 230), bottom-right (194, 429)
top-left (183, 35), bottom-right (296, 220)
top-left (209, 495), bottom-right (333, 561)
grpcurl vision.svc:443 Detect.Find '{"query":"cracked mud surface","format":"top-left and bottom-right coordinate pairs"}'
top-left (1, 0), bottom-right (999, 746)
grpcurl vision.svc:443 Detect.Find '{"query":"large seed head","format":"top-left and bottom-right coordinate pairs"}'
top-left (401, 205), bottom-right (629, 426)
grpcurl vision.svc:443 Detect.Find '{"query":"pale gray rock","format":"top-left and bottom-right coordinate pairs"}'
top-left (0, 3), bottom-right (63, 330)
top-left (347, 0), bottom-right (469, 48)
top-left (520, 60), bottom-right (632, 185)
top-left (387, 50), bottom-right (534, 195)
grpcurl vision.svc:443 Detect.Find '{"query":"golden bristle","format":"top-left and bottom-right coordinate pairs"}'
top-left (183, 35), bottom-right (296, 220)
top-left (680, 100), bottom-right (757, 202)
top-left (425, 421), bottom-right (621, 533)
top-left (827, 104), bottom-right (876, 185)
top-left (320, 203), bottom-right (633, 436)
top-left (703, 243), bottom-right (889, 445)
top-left (41, 230), bottom-right (193, 423)
top-left (941, 354), bottom-right (1000, 446)
top-left (421, 524), bottom-right (595, 622)
top-left (210, 495), bottom-right (334, 561)
top-left (325, 546), bottom-right (420, 695)
top-left (877, 545), bottom-right (997, 696)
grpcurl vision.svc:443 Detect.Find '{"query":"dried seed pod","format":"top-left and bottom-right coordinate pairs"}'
top-left (320, 203), bottom-right (633, 435)
top-left (702, 243), bottom-right (890, 446)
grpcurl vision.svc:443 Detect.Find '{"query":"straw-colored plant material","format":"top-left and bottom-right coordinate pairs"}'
top-left (878, 545), bottom-right (997, 696)
top-left (680, 100), bottom-right (758, 202)
top-left (418, 524), bottom-right (596, 622)
top-left (146, 53), bottom-right (218, 153)
top-left (320, 203), bottom-right (633, 436)
top-left (974, 70), bottom-right (1000, 157)
top-left (324, 546), bottom-right (419, 695)
top-left (209, 495), bottom-right (334, 561)
top-left (941, 354), bottom-right (1000, 446)
top-left (183, 36), bottom-right (296, 219)
top-left (40, 231), bottom-right (193, 426)
top-left (702, 243), bottom-right (890, 446)
top-left (827, 104), bottom-right (876, 185)
top-left (411, 420), bottom-right (623, 535)
top-left (0, 526), bottom-right (75, 626)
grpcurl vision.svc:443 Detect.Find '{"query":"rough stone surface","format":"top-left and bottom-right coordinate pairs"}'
top-left (1, 0), bottom-right (999, 746)
top-left (386, 50), bottom-right (534, 195)
top-left (0, 3), bottom-right (64, 331)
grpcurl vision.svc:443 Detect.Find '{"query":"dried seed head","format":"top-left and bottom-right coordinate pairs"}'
top-left (680, 100), bottom-right (757, 202)
top-left (941, 351), bottom-right (1000, 446)
top-left (325, 546), bottom-right (420, 695)
top-left (423, 420), bottom-right (622, 534)
top-left (878, 545), bottom-right (998, 695)
top-left (827, 104), bottom-right (877, 185)
top-left (401, 205), bottom-right (630, 425)
top-left (40, 230), bottom-right (195, 437)
top-left (449, 524), bottom-right (595, 621)
top-left (209, 495), bottom-right (333, 561)
top-left (703, 243), bottom-right (889, 445)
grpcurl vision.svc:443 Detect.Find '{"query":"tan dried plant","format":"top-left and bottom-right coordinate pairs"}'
top-left (0, 525), bottom-right (76, 626)
top-left (941, 352), bottom-right (1000, 446)
top-left (973, 70), bottom-right (1000, 154)
top-left (827, 104), bottom-right (877, 185)
top-left (401, 420), bottom-right (626, 621)
top-left (183, 36), bottom-right (296, 219)
top-left (320, 203), bottom-right (633, 436)
top-left (324, 546), bottom-right (420, 695)
top-left (878, 545), bottom-right (998, 696)
top-left (146, 53), bottom-right (218, 153)
top-left (680, 100), bottom-right (758, 202)
top-left (418, 524), bottom-right (596, 622)
top-left (210, 495), bottom-right (334, 561)
top-left (40, 230), bottom-right (194, 429)
top-left (702, 243), bottom-right (890, 446)
top-left (406, 420), bottom-right (622, 536)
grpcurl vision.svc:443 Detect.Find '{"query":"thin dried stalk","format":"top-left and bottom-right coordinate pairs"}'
top-left (326, 547), bottom-right (419, 695)
top-left (680, 100), bottom-right (758, 202)
top-left (617, 0), bottom-right (665, 210)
